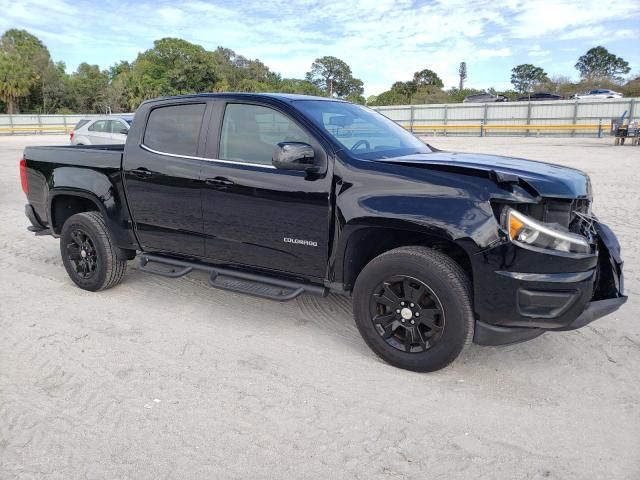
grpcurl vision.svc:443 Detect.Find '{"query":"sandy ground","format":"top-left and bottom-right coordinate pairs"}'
top-left (1, 135), bottom-right (639, 479)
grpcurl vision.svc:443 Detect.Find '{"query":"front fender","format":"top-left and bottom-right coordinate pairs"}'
top-left (334, 156), bottom-right (516, 246)
top-left (328, 155), bottom-right (538, 288)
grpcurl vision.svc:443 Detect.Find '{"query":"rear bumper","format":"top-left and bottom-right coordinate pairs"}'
top-left (473, 220), bottom-right (626, 346)
top-left (25, 203), bottom-right (49, 233)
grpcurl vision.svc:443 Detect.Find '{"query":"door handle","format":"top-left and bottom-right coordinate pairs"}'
top-left (205, 177), bottom-right (235, 187)
top-left (130, 167), bottom-right (155, 178)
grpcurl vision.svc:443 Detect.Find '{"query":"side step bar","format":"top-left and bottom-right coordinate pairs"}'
top-left (138, 254), bottom-right (327, 301)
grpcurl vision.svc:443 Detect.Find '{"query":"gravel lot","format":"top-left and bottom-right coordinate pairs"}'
top-left (1, 135), bottom-right (639, 479)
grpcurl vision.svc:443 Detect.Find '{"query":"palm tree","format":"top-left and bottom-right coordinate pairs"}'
top-left (0, 53), bottom-right (33, 113)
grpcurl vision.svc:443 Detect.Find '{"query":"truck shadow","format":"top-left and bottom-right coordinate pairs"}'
top-left (124, 263), bottom-right (597, 374)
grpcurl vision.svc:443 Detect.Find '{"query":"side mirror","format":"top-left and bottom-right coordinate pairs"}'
top-left (272, 142), bottom-right (317, 173)
top-left (119, 128), bottom-right (129, 135)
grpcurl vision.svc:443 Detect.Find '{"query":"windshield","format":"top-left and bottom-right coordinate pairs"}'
top-left (293, 100), bottom-right (431, 160)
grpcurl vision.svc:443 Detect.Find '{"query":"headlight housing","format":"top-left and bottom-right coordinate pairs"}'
top-left (503, 208), bottom-right (592, 254)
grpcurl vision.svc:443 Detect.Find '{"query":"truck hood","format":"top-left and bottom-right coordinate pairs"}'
top-left (378, 151), bottom-right (591, 198)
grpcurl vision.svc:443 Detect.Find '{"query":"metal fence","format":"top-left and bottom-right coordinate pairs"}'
top-left (372, 97), bottom-right (639, 137)
top-left (0, 114), bottom-right (117, 135)
top-left (1, 98), bottom-right (638, 137)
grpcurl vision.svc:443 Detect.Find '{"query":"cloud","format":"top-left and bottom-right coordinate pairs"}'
top-left (477, 47), bottom-right (512, 59)
top-left (528, 44), bottom-right (551, 57)
top-left (508, 0), bottom-right (640, 39)
top-left (0, 0), bottom-right (638, 95)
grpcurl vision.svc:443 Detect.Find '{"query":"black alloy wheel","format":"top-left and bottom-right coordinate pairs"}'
top-left (60, 212), bottom-right (128, 291)
top-left (370, 275), bottom-right (445, 353)
top-left (352, 246), bottom-right (474, 372)
top-left (66, 229), bottom-right (98, 279)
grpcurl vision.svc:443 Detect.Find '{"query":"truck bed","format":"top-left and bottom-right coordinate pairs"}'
top-left (23, 144), bottom-right (127, 233)
top-left (24, 144), bottom-right (124, 168)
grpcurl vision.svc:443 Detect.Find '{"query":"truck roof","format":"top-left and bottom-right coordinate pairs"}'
top-left (143, 92), bottom-right (347, 105)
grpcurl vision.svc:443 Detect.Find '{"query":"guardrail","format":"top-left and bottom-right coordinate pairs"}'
top-left (375, 97), bottom-right (638, 137)
top-left (402, 123), bottom-right (604, 137)
top-left (0, 114), bottom-right (126, 136)
top-left (0, 125), bottom-right (73, 134)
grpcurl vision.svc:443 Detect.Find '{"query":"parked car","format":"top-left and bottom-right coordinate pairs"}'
top-left (517, 92), bottom-right (563, 101)
top-left (70, 116), bottom-right (134, 145)
top-left (21, 93), bottom-right (626, 372)
top-left (463, 93), bottom-right (508, 103)
top-left (574, 89), bottom-right (623, 99)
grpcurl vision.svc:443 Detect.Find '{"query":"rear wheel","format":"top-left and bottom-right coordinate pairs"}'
top-left (353, 246), bottom-right (474, 372)
top-left (60, 212), bottom-right (127, 291)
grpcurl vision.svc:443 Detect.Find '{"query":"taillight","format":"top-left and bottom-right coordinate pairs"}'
top-left (70, 131), bottom-right (74, 142)
top-left (20, 159), bottom-right (28, 194)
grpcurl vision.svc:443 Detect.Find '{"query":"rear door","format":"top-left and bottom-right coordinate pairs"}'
top-left (123, 102), bottom-right (209, 256)
top-left (87, 120), bottom-right (112, 144)
top-left (108, 119), bottom-right (129, 144)
top-left (200, 101), bottom-right (332, 278)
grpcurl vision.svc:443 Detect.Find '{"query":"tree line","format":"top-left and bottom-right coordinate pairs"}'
top-left (0, 29), bottom-right (364, 114)
top-left (0, 28), bottom-right (637, 114)
top-left (368, 46), bottom-right (637, 106)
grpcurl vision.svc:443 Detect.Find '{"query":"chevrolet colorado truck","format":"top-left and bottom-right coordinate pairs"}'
top-left (21, 93), bottom-right (627, 372)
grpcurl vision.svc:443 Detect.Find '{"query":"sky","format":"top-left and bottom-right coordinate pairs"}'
top-left (1, 0), bottom-right (639, 96)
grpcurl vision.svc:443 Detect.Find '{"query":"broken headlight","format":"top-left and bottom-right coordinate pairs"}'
top-left (503, 208), bottom-right (591, 254)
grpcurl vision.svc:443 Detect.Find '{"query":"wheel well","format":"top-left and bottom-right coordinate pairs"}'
top-left (342, 227), bottom-right (472, 292)
top-left (50, 195), bottom-right (100, 234)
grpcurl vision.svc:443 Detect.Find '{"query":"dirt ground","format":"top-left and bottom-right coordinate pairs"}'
top-left (1, 135), bottom-right (639, 479)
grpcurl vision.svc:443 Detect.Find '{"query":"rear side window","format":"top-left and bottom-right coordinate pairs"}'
top-left (89, 120), bottom-right (108, 132)
top-left (143, 103), bottom-right (206, 156)
top-left (74, 119), bottom-right (91, 130)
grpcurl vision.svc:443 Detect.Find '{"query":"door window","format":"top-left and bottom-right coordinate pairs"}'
top-left (109, 120), bottom-right (128, 134)
top-left (219, 103), bottom-right (312, 165)
top-left (89, 120), bottom-right (108, 132)
top-left (143, 103), bottom-right (206, 156)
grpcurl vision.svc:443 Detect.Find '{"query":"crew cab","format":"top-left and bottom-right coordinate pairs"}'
top-left (21, 93), bottom-right (627, 372)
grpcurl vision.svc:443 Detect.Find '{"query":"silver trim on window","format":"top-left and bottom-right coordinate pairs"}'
top-left (139, 143), bottom-right (277, 169)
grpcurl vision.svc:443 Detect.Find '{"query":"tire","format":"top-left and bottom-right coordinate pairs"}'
top-left (60, 212), bottom-right (127, 291)
top-left (352, 246), bottom-right (474, 372)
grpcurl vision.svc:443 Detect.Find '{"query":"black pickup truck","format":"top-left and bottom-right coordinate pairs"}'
top-left (21, 93), bottom-right (626, 371)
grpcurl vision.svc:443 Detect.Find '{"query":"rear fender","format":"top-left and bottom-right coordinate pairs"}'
top-left (47, 166), bottom-right (138, 250)
top-left (73, 136), bottom-right (91, 145)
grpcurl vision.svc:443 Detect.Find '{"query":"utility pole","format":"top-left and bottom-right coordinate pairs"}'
top-left (459, 62), bottom-right (467, 91)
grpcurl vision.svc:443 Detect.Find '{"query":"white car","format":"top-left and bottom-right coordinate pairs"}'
top-left (70, 116), bottom-right (134, 145)
top-left (574, 89), bottom-right (623, 100)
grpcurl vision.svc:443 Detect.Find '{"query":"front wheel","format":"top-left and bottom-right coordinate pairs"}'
top-left (60, 212), bottom-right (127, 291)
top-left (353, 246), bottom-right (474, 372)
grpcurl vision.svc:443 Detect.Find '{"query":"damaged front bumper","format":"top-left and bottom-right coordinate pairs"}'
top-left (473, 220), bottom-right (627, 346)
top-left (556, 221), bottom-right (627, 330)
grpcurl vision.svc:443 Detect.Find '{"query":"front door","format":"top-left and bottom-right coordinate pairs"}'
top-left (123, 102), bottom-right (208, 256)
top-left (200, 102), bottom-right (331, 279)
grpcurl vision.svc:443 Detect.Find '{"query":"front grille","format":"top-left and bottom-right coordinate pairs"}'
top-left (572, 198), bottom-right (591, 216)
top-left (569, 211), bottom-right (598, 241)
top-left (533, 198), bottom-right (592, 228)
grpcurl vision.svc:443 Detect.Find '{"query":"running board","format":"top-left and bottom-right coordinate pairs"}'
top-left (138, 254), bottom-right (327, 301)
